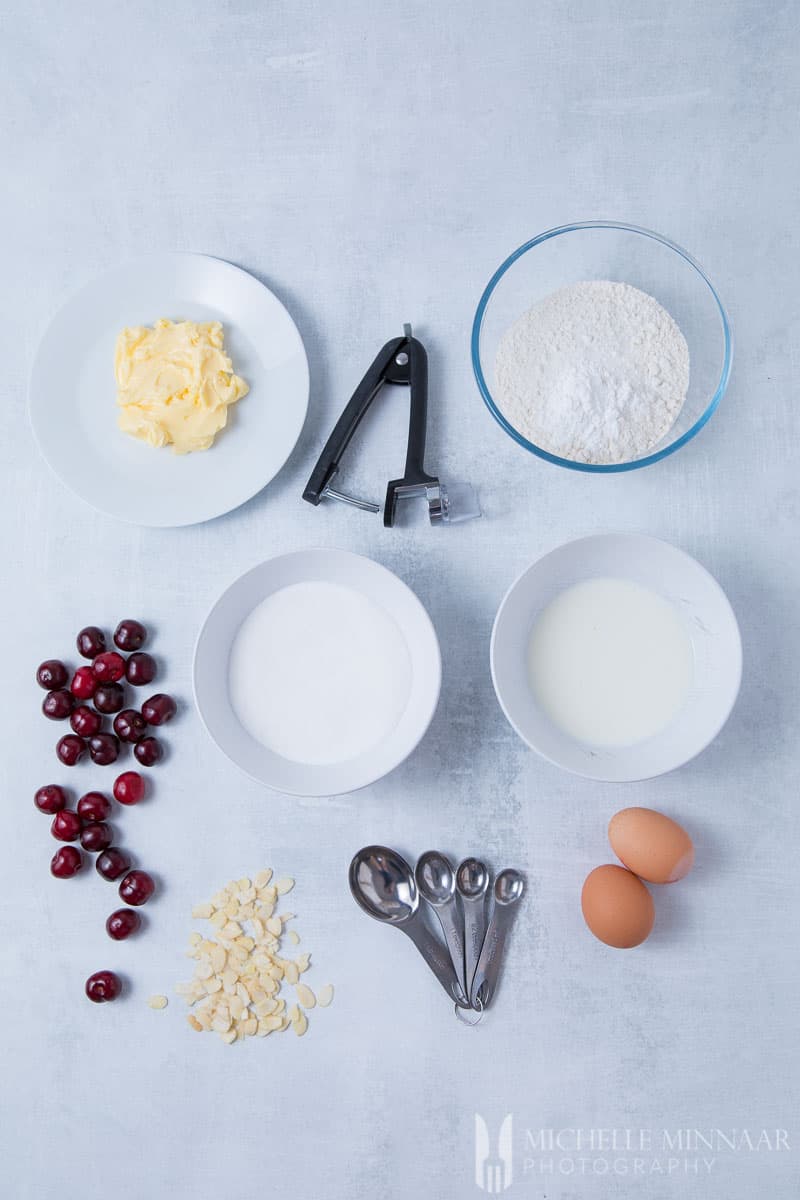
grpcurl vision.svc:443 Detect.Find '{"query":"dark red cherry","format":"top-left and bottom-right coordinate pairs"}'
top-left (93, 683), bottom-right (125, 715)
top-left (113, 620), bottom-right (147, 652)
top-left (56, 735), bottom-right (86, 766)
top-left (70, 705), bottom-right (103, 737)
top-left (113, 771), bottom-right (145, 806)
top-left (93, 651), bottom-right (126, 683)
top-left (113, 709), bottom-right (146, 743)
top-left (85, 970), bottom-right (121, 1003)
top-left (51, 810), bottom-right (82, 842)
top-left (77, 791), bottom-right (111, 822)
top-left (51, 846), bottom-right (83, 878)
top-left (134, 737), bottom-right (162, 767)
top-left (118, 870), bottom-right (155, 906)
top-left (88, 733), bottom-right (120, 766)
top-left (77, 626), bottom-right (107, 659)
top-left (96, 847), bottom-right (131, 881)
top-left (126, 652), bottom-right (156, 686)
top-left (35, 784), bottom-right (67, 814)
top-left (71, 666), bottom-right (97, 700)
top-left (106, 908), bottom-right (141, 940)
top-left (80, 822), bottom-right (113, 853)
top-left (141, 694), bottom-right (176, 726)
top-left (42, 690), bottom-right (74, 720)
top-left (37, 660), bottom-right (69, 690)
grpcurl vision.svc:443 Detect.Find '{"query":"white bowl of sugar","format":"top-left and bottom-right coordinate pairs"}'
top-left (490, 534), bottom-right (742, 782)
top-left (194, 549), bottom-right (441, 796)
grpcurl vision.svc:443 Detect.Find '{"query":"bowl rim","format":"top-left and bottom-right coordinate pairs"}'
top-left (471, 220), bottom-right (733, 473)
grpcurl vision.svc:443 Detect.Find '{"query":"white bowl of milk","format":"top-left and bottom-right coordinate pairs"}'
top-left (491, 534), bottom-right (741, 782)
top-left (194, 549), bottom-right (441, 796)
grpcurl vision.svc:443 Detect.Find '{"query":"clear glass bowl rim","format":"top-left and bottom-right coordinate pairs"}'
top-left (471, 220), bottom-right (733, 473)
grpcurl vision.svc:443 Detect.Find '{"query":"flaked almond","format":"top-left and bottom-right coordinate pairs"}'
top-left (295, 983), bottom-right (316, 1009)
top-left (316, 984), bottom-right (334, 1008)
top-left (293, 1010), bottom-right (308, 1036)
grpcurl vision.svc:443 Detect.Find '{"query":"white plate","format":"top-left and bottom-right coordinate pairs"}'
top-left (491, 534), bottom-right (742, 782)
top-left (29, 253), bottom-right (309, 526)
top-left (193, 549), bottom-right (442, 796)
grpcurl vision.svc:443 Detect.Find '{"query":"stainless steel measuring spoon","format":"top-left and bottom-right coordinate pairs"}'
top-left (349, 846), bottom-right (469, 1007)
top-left (456, 857), bottom-right (490, 1006)
top-left (470, 868), bottom-right (525, 1009)
top-left (415, 851), bottom-right (468, 1001)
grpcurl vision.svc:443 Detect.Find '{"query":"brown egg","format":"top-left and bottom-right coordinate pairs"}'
top-left (608, 807), bottom-right (694, 884)
top-left (581, 864), bottom-right (655, 948)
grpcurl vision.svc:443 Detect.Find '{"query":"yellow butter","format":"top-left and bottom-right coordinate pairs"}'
top-left (115, 318), bottom-right (249, 454)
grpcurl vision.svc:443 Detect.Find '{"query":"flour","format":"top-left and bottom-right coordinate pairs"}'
top-left (494, 281), bottom-right (690, 465)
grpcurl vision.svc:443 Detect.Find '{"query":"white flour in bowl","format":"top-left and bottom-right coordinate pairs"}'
top-left (494, 280), bottom-right (689, 464)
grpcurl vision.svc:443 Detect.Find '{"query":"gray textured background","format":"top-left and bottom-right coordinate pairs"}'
top-left (1, 2), bottom-right (798, 1198)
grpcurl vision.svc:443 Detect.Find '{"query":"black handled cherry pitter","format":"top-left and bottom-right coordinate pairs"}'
top-left (303, 325), bottom-right (480, 528)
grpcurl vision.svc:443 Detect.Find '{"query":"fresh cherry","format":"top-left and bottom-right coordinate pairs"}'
top-left (96, 847), bottom-right (131, 881)
top-left (114, 620), bottom-right (147, 652)
top-left (51, 810), bottom-right (82, 842)
top-left (134, 737), bottom-right (162, 767)
top-left (113, 709), bottom-right (146, 743)
top-left (85, 970), bottom-right (121, 1003)
top-left (42, 689), bottom-right (74, 720)
top-left (80, 822), bottom-right (113, 853)
top-left (70, 704), bottom-right (103, 737)
top-left (93, 651), bottom-right (126, 683)
top-left (77, 626), bottom-right (107, 659)
top-left (77, 791), bottom-right (111, 822)
top-left (37, 660), bottom-right (69, 690)
top-left (88, 732), bottom-right (120, 766)
top-left (51, 846), bottom-right (83, 878)
top-left (126, 652), bottom-right (156, 686)
top-left (106, 908), bottom-right (141, 940)
top-left (142, 693), bottom-right (176, 726)
top-left (113, 771), bottom-right (145, 806)
top-left (35, 784), bottom-right (68, 814)
top-left (93, 683), bottom-right (125, 715)
top-left (118, 869), bottom-right (155, 905)
top-left (71, 666), bottom-right (97, 700)
top-left (56, 734), bottom-right (86, 766)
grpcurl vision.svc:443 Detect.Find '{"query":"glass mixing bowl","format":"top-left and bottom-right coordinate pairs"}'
top-left (471, 221), bottom-right (732, 473)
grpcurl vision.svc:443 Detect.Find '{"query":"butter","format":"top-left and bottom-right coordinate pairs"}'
top-left (115, 318), bottom-right (249, 454)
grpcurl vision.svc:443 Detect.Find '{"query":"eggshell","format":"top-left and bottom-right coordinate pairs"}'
top-left (581, 864), bottom-right (655, 948)
top-left (608, 807), bottom-right (694, 884)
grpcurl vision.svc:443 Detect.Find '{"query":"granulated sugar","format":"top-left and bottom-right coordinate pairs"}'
top-left (229, 581), bottom-right (412, 765)
top-left (494, 281), bottom-right (690, 465)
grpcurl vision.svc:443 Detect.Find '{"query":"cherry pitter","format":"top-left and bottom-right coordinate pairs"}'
top-left (303, 326), bottom-right (481, 527)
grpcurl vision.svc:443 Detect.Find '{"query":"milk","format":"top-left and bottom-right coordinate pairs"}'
top-left (526, 577), bottom-right (694, 747)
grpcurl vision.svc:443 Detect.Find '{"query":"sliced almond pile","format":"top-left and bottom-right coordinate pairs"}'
top-left (176, 870), bottom-right (333, 1044)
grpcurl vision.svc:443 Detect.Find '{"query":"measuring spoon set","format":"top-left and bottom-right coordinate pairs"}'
top-left (349, 845), bottom-right (524, 1019)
